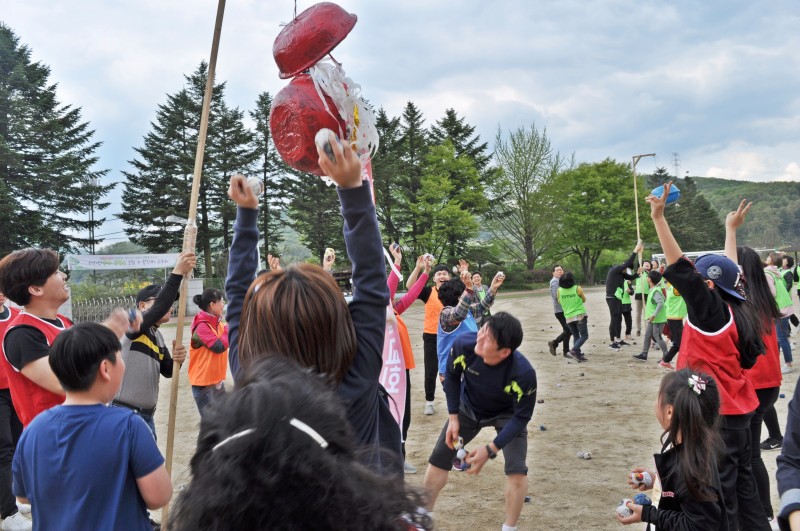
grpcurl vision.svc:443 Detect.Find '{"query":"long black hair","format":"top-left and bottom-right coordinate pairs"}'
top-left (659, 369), bottom-right (722, 503)
top-left (716, 288), bottom-right (766, 369)
top-left (170, 357), bottom-right (431, 531)
top-left (737, 246), bottom-right (780, 331)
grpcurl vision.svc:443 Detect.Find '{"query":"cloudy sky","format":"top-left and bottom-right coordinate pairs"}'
top-left (3, 1), bottom-right (800, 243)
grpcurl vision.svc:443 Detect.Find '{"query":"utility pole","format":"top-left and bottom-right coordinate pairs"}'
top-left (672, 152), bottom-right (680, 181)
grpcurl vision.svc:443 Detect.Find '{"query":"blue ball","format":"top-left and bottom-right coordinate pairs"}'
top-left (633, 493), bottom-right (652, 506)
top-left (780, 393), bottom-right (786, 399)
top-left (651, 184), bottom-right (680, 205)
top-left (539, 424), bottom-right (547, 431)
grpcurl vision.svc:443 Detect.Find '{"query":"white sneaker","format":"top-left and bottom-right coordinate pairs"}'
top-left (424, 403), bottom-right (434, 415)
top-left (2, 512), bottom-right (32, 531)
top-left (14, 504), bottom-right (29, 516)
top-left (782, 365), bottom-right (794, 374)
top-left (403, 461), bottom-right (417, 474)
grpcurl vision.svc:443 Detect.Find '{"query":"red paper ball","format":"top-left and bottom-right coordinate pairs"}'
top-left (269, 74), bottom-right (347, 176)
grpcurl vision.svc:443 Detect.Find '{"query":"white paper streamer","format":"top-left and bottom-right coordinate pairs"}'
top-left (308, 58), bottom-right (379, 165)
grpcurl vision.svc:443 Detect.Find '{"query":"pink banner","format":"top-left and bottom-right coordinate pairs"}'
top-left (379, 312), bottom-right (407, 429)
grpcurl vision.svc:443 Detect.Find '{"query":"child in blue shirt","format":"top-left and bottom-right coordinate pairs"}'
top-left (12, 319), bottom-right (172, 531)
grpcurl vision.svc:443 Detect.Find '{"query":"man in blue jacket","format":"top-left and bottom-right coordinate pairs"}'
top-left (423, 312), bottom-right (536, 531)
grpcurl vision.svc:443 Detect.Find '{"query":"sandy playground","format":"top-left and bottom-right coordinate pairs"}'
top-left (152, 286), bottom-right (798, 530)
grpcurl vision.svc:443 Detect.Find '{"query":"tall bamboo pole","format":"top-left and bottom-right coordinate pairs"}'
top-left (632, 153), bottom-right (655, 265)
top-left (162, 0), bottom-right (226, 527)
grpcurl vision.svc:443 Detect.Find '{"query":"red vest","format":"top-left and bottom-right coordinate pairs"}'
top-left (0, 306), bottom-right (21, 389)
top-left (678, 307), bottom-right (758, 416)
top-left (745, 325), bottom-right (781, 390)
top-left (1, 312), bottom-right (71, 426)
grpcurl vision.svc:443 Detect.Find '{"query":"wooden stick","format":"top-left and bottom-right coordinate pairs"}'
top-left (162, 0), bottom-right (226, 527)
top-left (632, 153), bottom-right (655, 265)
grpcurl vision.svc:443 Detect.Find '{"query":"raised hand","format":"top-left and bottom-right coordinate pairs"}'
top-left (173, 251), bottom-right (197, 277)
top-left (390, 243), bottom-right (402, 264)
top-left (316, 131), bottom-right (362, 189)
top-left (228, 174), bottom-right (259, 209)
top-left (726, 199), bottom-right (752, 230)
top-left (267, 253), bottom-right (282, 272)
top-left (646, 181), bottom-right (672, 220)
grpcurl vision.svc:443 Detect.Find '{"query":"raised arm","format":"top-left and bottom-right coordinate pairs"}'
top-left (646, 182), bottom-right (683, 265)
top-left (724, 199), bottom-right (752, 263)
top-left (225, 174), bottom-right (260, 383)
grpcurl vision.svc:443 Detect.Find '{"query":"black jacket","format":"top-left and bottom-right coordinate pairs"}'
top-left (642, 445), bottom-right (728, 530)
top-left (605, 252), bottom-right (638, 298)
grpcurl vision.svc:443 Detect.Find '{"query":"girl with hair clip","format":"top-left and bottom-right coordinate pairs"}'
top-left (170, 356), bottom-right (432, 531)
top-left (647, 183), bottom-right (770, 530)
top-left (188, 288), bottom-right (228, 416)
top-left (725, 200), bottom-right (783, 525)
top-left (618, 369), bottom-right (727, 530)
top-left (224, 132), bottom-right (402, 475)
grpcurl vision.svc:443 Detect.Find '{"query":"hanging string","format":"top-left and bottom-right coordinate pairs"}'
top-left (294, 0), bottom-right (297, 20)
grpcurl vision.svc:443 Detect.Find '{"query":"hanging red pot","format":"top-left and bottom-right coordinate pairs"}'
top-left (273, 2), bottom-right (357, 80)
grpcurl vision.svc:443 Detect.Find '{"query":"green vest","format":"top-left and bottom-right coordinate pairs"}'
top-left (558, 286), bottom-right (586, 319)
top-left (665, 283), bottom-right (687, 319)
top-left (646, 288), bottom-right (667, 323)
top-left (621, 280), bottom-right (632, 305)
top-left (766, 270), bottom-right (793, 311)
top-left (634, 273), bottom-right (650, 295)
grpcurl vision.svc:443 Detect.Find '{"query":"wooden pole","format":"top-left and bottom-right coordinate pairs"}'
top-left (162, 0), bottom-right (226, 527)
top-left (632, 153), bottom-right (655, 265)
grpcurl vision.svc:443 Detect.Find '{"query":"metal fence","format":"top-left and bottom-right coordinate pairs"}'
top-left (72, 296), bottom-right (179, 323)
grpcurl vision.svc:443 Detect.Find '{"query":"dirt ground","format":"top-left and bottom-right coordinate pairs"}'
top-left (153, 286), bottom-right (797, 530)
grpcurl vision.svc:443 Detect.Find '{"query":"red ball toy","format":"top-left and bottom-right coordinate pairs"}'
top-left (269, 74), bottom-right (347, 176)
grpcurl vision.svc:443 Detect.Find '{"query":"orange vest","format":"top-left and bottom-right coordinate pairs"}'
top-left (188, 320), bottom-right (228, 386)
top-left (2, 312), bottom-right (70, 426)
top-left (423, 287), bottom-right (444, 334)
top-left (395, 312), bottom-right (415, 369)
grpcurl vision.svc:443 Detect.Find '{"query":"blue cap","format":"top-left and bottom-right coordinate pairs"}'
top-left (694, 255), bottom-right (745, 301)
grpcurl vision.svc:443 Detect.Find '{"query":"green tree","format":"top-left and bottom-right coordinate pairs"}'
top-left (371, 107), bottom-right (404, 245)
top-left (284, 170), bottom-right (345, 265)
top-left (486, 124), bottom-right (570, 270)
top-left (554, 159), bottom-right (644, 283)
top-left (412, 143), bottom-right (481, 261)
top-left (249, 91), bottom-right (286, 257)
top-left (429, 108), bottom-right (490, 173)
top-left (394, 102), bottom-right (429, 253)
top-left (0, 24), bottom-right (113, 255)
top-left (120, 62), bottom-right (253, 276)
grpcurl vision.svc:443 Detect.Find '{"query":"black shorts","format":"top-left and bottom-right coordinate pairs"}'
top-left (428, 405), bottom-right (528, 476)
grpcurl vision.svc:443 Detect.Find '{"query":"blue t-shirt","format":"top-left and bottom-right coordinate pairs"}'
top-left (13, 404), bottom-right (164, 531)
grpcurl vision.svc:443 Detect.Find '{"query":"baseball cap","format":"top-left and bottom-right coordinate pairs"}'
top-left (694, 255), bottom-right (745, 301)
top-left (135, 284), bottom-right (179, 304)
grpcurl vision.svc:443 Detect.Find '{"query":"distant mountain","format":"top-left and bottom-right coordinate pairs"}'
top-left (688, 176), bottom-right (800, 251)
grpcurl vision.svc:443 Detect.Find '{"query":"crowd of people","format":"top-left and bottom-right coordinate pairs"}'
top-left (0, 134), bottom-right (800, 531)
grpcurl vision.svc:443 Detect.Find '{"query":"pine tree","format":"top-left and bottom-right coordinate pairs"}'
top-left (249, 91), bottom-right (286, 257)
top-left (206, 99), bottom-right (259, 275)
top-left (429, 108), bottom-right (490, 172)
top-left (0, 24), bottom-right (113, 256)
top-left (645, 171), bottom-right (725, 252)
top-left (120, 62), bottom-right (252, 277)
top-left (284, 170), bottom-right (345, 265)
top-left (371, 107), bottom-right (404, 245)
top-left (394, 102), bottom-right (429, 255)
